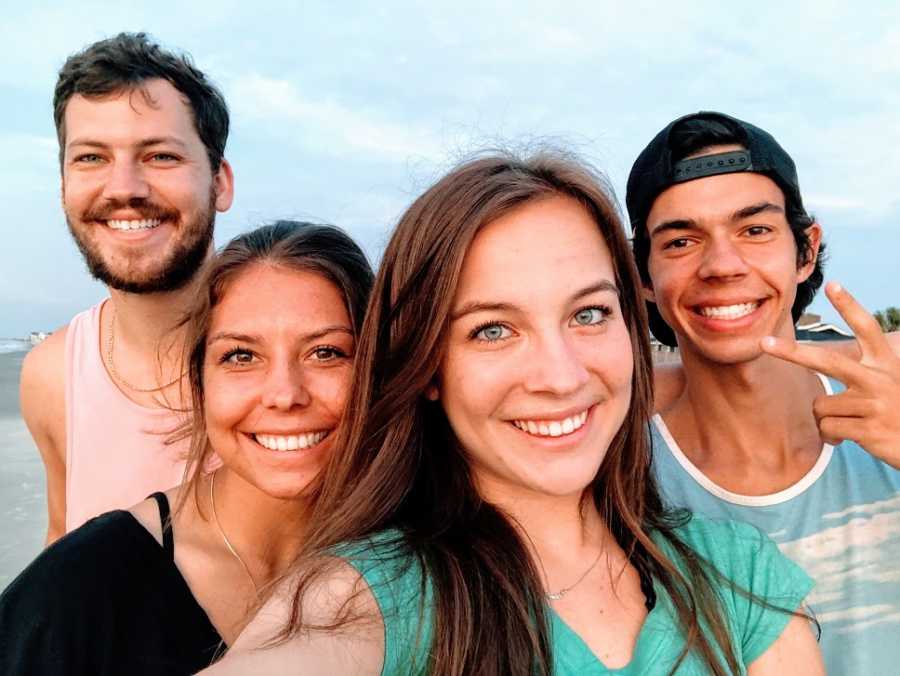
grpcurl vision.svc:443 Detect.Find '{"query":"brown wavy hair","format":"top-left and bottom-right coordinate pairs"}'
top-left (283, 152), bottom-right (755, 674)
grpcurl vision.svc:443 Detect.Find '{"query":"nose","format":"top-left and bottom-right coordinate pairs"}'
top-left (697, 234), bottom-right (749, 281)
top-left (522, 330), bottom-right (590, 396)
top-left (101, 159), bottom-right (151, 203)
top-left (260, 361), bottom-right (312, 411)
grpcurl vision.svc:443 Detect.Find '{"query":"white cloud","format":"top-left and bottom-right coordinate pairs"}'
top-left (229, 74), bottom-right (445, 161)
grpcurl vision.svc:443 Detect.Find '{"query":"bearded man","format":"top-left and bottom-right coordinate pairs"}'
top-left (20, 33), bottom-right (234, 542)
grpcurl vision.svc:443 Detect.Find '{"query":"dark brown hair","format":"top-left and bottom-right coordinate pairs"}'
top-left (173, 220), bottom-right (373, 515)
top-left (282, 152), bottom-right (757, 674)
top-left (53, 32), bottom-right (229, 170)
top-left (630, 115), bottom-right (826, 346)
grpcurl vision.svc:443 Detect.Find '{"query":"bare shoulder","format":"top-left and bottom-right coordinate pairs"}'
top-left (20, 326), bottom-right (68, 428)
top-left (820, 331), bottom-right (900, 359)
top-left (747, 615), bottom-right (824, 675)
top-left (652, 362), bottom-right (685, 414)
top-left (201, 561), bottom-right (384, 675)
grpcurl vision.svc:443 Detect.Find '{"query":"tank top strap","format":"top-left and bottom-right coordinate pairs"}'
top-left (148, 491), bottom-right (175, 559)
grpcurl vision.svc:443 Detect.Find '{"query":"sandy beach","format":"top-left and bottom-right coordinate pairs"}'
top-left (0, 347), bottom-right (45, 590)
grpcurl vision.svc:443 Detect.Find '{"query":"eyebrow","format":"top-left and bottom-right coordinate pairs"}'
top-left (649, 201), bottom-right (785, 237)
top-left (450, 280), bottom-right (619, 321)
top-left (207, 325), bottom-right (353, 345)
top-left (66, 136), bottom-right (191, 151)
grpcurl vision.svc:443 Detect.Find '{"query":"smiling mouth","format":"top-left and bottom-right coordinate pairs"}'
top-left (511, 409), bottom-right (589, 438)
top-left (695, 301), bottom-right (760, 321)
top-left (105, 218), bottom-right (163, 231)
top-left (252, 431), bottom-right (331, 451)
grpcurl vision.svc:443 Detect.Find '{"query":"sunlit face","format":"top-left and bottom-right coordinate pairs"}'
top-left (436, 196), bottom-right (633, 502)
top-left (644, 154), bottom-right (820, 365)
top-left (61, 78), bottom-right (234, 293)
top-left (203, 264), bottom-right (354, 500)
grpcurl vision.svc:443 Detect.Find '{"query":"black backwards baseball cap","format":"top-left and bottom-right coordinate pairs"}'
top-left (625, 111), bottom-right (809, 346)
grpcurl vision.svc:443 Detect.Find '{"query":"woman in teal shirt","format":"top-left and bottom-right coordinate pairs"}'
top-left (203, 152), bottom-right (823, 675)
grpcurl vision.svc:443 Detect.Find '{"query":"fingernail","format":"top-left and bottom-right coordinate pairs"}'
top-left (829, 281), bottom-right (843, 294)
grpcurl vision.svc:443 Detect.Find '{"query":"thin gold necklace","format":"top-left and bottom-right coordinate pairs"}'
top-left (210, 471), bottom-right (259, 594)
top-left (545, 547), bottom-right (605, 601)
top-left (105, 305), bottom-right (184, 393)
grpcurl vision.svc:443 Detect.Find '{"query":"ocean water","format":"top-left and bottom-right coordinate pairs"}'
top-left (0, 340), bottom-right (30, 355)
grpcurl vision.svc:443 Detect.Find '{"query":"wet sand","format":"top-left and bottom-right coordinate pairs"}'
top-left (0, 349), bottom-right (46, 590)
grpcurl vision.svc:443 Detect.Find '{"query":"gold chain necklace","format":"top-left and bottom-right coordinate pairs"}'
top-left (210, 471), bottom-right (259, 594)
top-left (544, 548), bottom-right (605, 602)
top-left (105, 305), bottom-right (184, 393)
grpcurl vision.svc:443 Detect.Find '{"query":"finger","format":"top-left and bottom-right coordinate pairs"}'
top-left (819, 416), bottom-right (863, 447)
top-left (825, 282), bottom-right (893, 363)
top-left (813, 392), bottom-right (871, 420)
top-left (761, 336), bottom-right (861, 384)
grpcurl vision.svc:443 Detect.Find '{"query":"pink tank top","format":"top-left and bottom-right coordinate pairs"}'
top-left (64, 300), bottom-right (190, 532)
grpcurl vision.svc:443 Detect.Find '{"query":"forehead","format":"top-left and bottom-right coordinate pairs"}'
top-left (646, 171), bottom-right (786, 230)
top-left (454, 195), bottom-right (616, 304)
top-left (211, 264), bottom-right (349, 331)
top-left (63, 78), bottom-right (199, 145)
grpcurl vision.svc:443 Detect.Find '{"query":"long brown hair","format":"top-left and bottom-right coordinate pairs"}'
top-left (287, 152), bottom-right (746, 674)
top-left (172, 220), bottom-right (374, 516)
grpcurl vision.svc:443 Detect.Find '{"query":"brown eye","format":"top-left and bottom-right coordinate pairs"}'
top-left (220, 348), bottom-right (255, 365)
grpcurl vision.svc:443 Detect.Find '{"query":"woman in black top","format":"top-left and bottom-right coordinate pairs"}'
top-left (0, 221), bottom-right (374, 675)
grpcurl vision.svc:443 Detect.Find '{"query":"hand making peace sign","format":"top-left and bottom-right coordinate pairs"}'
top-left (761, 282), bottom-right (900, 470)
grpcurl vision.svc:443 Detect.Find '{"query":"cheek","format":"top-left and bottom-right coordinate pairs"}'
top-left (202, 371), bottom-right (257, 440)
top-left (316, 368), bottom-right (353, 422)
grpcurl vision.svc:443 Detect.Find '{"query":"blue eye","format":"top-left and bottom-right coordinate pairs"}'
top-left (473, 323), bottom-right (511, 342)
top-left (572, 307), bottom-right (610, 327)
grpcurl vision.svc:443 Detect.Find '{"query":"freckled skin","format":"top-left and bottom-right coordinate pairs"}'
top-left (203, 265), bottom-right (354, 500)
top-left (438, 196), bottom-right (633, 502)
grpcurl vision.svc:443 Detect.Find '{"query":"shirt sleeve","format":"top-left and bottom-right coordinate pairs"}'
top-left (339, 532), bottom-right (434, 675)
top-left (719, 520), bottom-right (815, 665)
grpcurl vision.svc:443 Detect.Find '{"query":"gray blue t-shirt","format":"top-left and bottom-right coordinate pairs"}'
top-left (342, 517), bottom-right (811, 674)
top-left (651, 376), bottom-right (900, 675)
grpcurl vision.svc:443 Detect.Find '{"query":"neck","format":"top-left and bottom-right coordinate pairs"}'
top-left (103, 278), bottom-right (201, 402)
top-left (108, 280), bottom-right (198, 354)
top-left (666, 348), bottom-right (824, 485)
top-left (205, 468), bottom-right (309, 583)
top-left (482, 480), bottom-right (607, 554)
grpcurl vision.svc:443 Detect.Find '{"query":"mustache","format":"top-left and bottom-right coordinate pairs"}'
top-left (82, 199), bottom-right (178, 223)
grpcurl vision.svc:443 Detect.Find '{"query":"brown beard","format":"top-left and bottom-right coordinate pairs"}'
top-left (66, 186), bottom-right (216, 294)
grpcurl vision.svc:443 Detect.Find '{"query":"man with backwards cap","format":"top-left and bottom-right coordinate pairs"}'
top-left (627, 111), bottom-right (900, 674)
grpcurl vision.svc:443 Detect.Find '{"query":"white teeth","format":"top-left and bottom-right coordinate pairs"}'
top-left (253, 431), bottom-right (329, 451)
top-left (512, 409), bottom-right (589, 438)
top-left (106, 218), bottom-right (162, 231)
top-left (699, 302), bottom-right (758, 320)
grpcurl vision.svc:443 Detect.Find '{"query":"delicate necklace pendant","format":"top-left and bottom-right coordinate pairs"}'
top-left (545, 590), bottom-right (566, 601)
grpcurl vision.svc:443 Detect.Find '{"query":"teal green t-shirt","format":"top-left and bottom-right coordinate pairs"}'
top-left (341, 517), bottom-right (813, 675)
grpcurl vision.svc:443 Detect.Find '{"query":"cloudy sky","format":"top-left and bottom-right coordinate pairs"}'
top-left (2, 1), bottom-right (898, 337)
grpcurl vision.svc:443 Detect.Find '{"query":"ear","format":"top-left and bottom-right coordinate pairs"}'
top-left (425, 383), bottom-right (439, 401)
top-left (641, 281), bottom-right (657, 304)
top-left (797, 222), bottom-right (823, 283)
top-left (213, 159), bottom-right (235, 212)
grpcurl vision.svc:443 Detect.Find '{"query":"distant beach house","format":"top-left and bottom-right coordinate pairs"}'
top-left (29, 331), bottom-right (50, 346)
top-left (648, 312), bottom-right (852, 364)
top-left (796, 313), bottom-right (853, 342)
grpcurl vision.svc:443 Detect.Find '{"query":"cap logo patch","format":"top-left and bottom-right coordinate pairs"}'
top-left (671, 150), bottom-right (751, 183)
